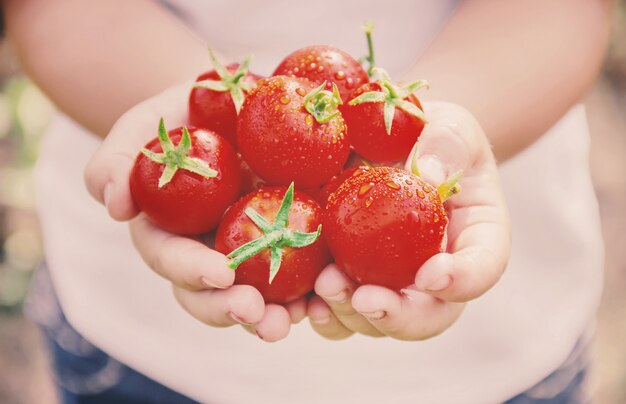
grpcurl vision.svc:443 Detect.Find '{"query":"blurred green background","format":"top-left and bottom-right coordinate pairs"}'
top-left (1, 3), bottom-right (625, 403)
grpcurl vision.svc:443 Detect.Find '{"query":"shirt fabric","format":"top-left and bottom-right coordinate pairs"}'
top-left (34, 1), bottom-right (604, 403)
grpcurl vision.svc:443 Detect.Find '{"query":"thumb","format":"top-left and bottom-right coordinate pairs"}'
top-left (84, 82), bottom-right (191, 221)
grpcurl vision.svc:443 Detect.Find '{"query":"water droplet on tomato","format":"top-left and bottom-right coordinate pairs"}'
top-left (364, 197), bottom-right (374, 208)
top-left (358, 182), bottom-right (374, 197)
top-left (307, 63), bottom-right (316, 71)
top-left (280, 96), bottom-right (290, 104)
top-left (296, 87), bottom-right (306, 97)
top-left (327, 155), bottom-right (333, 160)
top-left (293, 67), bottom-right (300, 73)
top-left (417, 189), bottom-right (425, 199)
top-left (405, 179), bottom-right (413, 185)
top-left (424, 186), bottom-right (431, 193)
top-left (408, 211), bottom-right (420, 224)
top-left (385, 181), bottom-right (400, 190)
top-left (317, 65), bottom-right (325, 73)
top-left (305, 115), bottom-right (313, 126)
top-left (433, 213), bottom-right (439, 223)
top-left (346, 78), bottom-right (354, 89)
top-left (334, 71), bottom-right (346, 80)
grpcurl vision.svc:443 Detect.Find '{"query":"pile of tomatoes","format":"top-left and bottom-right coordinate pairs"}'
top-left (130, 28), bottom-right (458, 304)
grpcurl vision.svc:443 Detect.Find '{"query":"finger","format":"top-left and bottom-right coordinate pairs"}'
top-left (84, 82), bottom-right (192, 221)
top-left (314, 264), bottom-right (383, 337)
top-left (252, 304), bottom-right (292, 342)
top-left (130, 215), bottom-right (234, 291)
top-left (414, 153), bottom-right (510, 302)
top-left (307, 295), bottom-right (353, 340)
top-left (351, 285), bottom-right (465, 340)
top-left (405, 101), bottom-right (490, 187)
top-left (173, 284), bottom-right (265, 327)
top-left (285, 297), bottom-right (308, 324)
top-left (413, 211), bottom-right (510, 302)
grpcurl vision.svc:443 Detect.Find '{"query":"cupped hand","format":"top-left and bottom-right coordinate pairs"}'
top-left (309, 101), bottom-right (511, 340)
top-left (84, 82), bottom-right (304, 342)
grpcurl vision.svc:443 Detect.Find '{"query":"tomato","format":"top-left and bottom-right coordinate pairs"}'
top-left (323, 166), bottom-right (451, 290)
top-left (237, 75), bottom-right (350, 189)
top-left (272, 45), bottom-right (369, 101)
top-left (341, 70), bottom-right (428, 163)
top-left (130, 119), bottom-right (242, 235)
top-left (189, 51), bottom-right (262, 146)
top-left (215, 184), bottom-right (330, 304)
top-left (312, 166), bottom-right (360, 207)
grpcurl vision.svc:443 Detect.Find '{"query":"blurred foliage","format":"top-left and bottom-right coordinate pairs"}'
top-left (0, 75), bottom-right (53, 313)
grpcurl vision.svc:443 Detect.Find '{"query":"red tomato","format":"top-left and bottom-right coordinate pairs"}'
top-left (189, 52), bottom-right (262, 146)
top-left (313, 166), bottom-right (360, 207)
top-left (215, 184), bottom-right (330, 304)
top-left (237, 75), bottom-right (350, 189)
top-left (273, 45), bottom-right (369, 101)
top-left (130, 120), bottom-right (242, 235)
top-left (341, 72), bottom-right (428, 163)
top-left (323, 166), bottom-right (449, 290)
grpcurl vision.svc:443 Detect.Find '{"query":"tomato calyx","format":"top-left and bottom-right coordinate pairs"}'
top-left (193, 49), bottom-right (254, 114)
top-left (349, 68), bottom-right (429, 135)
top-left (409, 146), bottom-right (462, 202)
top-left (359, 21), bottom-right (376, 77)
top-left (303, 81), bottom-right (343, 124)
top-left (227, 183), bottom-right (322, 283)
top-left (140, 118), bottom-right (218, 188)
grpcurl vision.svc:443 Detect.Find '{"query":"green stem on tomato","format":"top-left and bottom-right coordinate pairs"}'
top-left (193, 49), bottom-right (254, 114)
top-left (141, 118), bottom-right (217, 188)
top-left (226, 183), bottom-right (322, 284)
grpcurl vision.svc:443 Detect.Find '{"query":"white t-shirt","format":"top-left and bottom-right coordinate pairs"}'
top-left (35, 1), bottom-right (604, 403)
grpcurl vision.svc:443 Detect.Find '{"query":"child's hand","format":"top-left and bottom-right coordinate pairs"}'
top-left (84, 82), bottom-right (305, 342)
top-left (308, 102), bottom-right (511, 340)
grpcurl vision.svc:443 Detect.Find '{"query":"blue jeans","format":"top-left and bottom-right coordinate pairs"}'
top-left (26, 265), bottom-right (591, 404)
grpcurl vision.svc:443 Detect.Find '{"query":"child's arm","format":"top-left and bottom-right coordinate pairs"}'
top-left (410, 0), bottom-right (611, 162)
top-left (309, 0), bottom-right (611, 340)
top-left (3, 0), bottom-right (207, 136)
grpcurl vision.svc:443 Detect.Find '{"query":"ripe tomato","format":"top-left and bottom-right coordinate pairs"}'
top-left (341, 70), bottom-right (428, 163)
top-left (189, 51), bottom-right (262, 146)
top-left (130, 119), bottom-right (242, 235)
top-left (215, 184), bottom-right (330, 304)
top-left (272, 45), bottom-right (369, 100)
top-left (312, 166), bottom-right (360, 207)
top-left (237, 75), bottom-right (350, 189)
top-left (323, 166), bottom-right (451, 290)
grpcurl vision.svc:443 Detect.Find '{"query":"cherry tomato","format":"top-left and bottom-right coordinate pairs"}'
top-left (237, 76), bottom-right (350, 189)
top-left (189, 51), bottom-right (262, 146)
top-left (323, 166), bottom-right (449, 290)
top-left (130, 119), bottom-right (242, 235)
top-left (215, 184), bottom-right (329, 304)
top-left (341, 70), bottom-right (428, 163)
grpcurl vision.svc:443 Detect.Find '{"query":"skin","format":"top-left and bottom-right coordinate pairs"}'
top-left (4, 0), bottom-right (612, 341)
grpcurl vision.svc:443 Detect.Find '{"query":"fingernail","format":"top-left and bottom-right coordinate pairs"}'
top-left (200, 276), bottom-right (227, 289)
top-left (310, 316), bottom-right (330, 325)
top-left (323, 290), bottom-right (347, 304)
top-left (424, 275), bottom-right (452, 292)
top-left (255, 329), bottom-right (265, 341)
top-left (416, 155), bottom-right (446, 185)
top-left (359, 310), bottom-right (386, 320)
top-left (103, 183), bottom-right (113, 207)
top-left (229, 312), bottom-right (252, 325)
